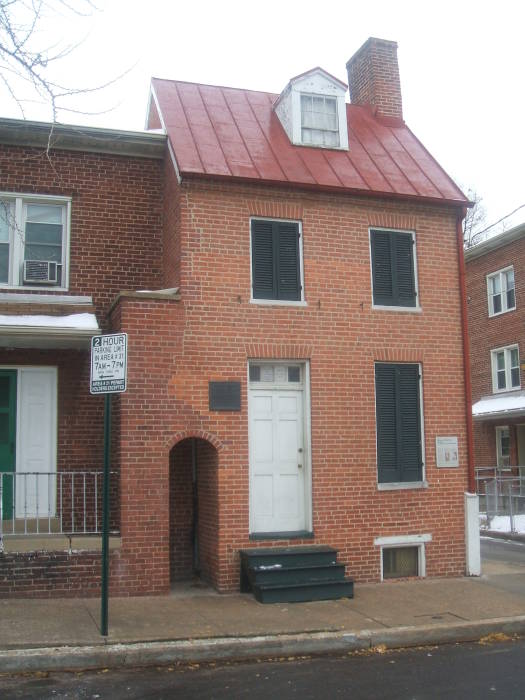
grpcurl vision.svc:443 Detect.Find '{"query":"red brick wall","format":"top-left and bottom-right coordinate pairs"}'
top-left (0, 550), bottom-right (121, 599)
top-left (169, 439), bottom-right (194, 581)
top-left (466, 237), bottom-right (525, 467)
top-left (108, 175), bottom-right (468, 594)
top-left (0, 144), bottom-right (164, 323)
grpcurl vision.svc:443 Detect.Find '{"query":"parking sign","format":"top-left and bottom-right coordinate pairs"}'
top-left (90, 333), bottom-right (127, 394)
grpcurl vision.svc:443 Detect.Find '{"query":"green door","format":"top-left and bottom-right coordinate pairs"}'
top-left (0, 370), bottom-right (16, 520)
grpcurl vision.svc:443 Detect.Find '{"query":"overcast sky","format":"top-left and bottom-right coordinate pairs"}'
top-left (3, 0), bottom-right (524, 232)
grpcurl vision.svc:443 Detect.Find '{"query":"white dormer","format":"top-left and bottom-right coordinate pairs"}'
top-left (274, 68), bottom-right (348, 150)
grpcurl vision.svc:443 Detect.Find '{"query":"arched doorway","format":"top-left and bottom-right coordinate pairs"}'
top-left (169, 437), bottom-right (219, 587)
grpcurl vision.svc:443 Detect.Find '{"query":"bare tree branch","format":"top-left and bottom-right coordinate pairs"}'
top-left (0, 0), bottom-right (124, 121)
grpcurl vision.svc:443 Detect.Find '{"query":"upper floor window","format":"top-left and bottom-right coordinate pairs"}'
top-left (491, 345), bottom-right (520, 392)
top-left (300, 94), bottom-right (339, 147)
top-left (370, 229), bottom-right (418, 308)
top-left (0, 194), bottom-right (70, 289)
top-left (250, 219), bottom-right (303, 303)
top-left (487, 267), bottom-right (515, 316)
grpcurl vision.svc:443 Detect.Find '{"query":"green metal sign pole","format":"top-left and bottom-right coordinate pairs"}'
top-left (100, 392), bottom-right (112, 637)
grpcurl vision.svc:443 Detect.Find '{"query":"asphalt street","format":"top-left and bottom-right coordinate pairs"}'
top-left (1, 637), bottom-right (525, 699)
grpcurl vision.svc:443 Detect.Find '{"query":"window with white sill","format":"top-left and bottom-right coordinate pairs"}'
top-left (0, 195), bottom-right (70, 289)
top-left (300, 94), bottom-right (339, 147)
top-left (487, 267), bottom-right (515, 316)
top-left (491, 345), bottom-right (520, 392)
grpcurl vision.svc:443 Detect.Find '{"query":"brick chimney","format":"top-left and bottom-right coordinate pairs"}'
top-left (346, 38), bottom-right (403, 120)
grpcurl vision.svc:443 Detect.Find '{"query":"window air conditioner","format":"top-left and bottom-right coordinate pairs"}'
top-left (23, 260), bottom-right (59, 285)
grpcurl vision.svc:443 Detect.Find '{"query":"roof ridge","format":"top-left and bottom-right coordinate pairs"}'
top-left (151, 77), bottom-right (279, 98)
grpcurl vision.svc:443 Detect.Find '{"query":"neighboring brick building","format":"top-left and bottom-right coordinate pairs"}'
top-left (0, 37), bottom-right (474, 598)
top-left (466, 222), bottom-right (525, 475)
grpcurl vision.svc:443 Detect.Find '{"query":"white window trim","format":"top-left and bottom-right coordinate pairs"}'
top-left (491, 344), bottom-right (520, 393)
top-left (0, 192), bottom-right (71, 291)
top-left (374, 361), bottom-right (426, 488)
top-left (496, 425), bottom-right (511, 470)
top-left (374, 533), bottom-right (432, 581)
top-left (291, 90), bottom-right (349, 151)
top-left (247, 360), bottom-right (312, 535)
top-left (249, 217), bottom-right (305, 305)
top-left (368, 227), bottom-right (421, 312)
top-left (487, 266), bottom-right (516, 317)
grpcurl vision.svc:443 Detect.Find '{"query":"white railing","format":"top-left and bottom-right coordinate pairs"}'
top-left (0, 470), bottom-right (118, 548)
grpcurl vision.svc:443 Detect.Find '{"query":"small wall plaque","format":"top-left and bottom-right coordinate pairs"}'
top-left (209, 381), bottom-right (241, 411)
top-left (436, 436), bottom-right (459, 468)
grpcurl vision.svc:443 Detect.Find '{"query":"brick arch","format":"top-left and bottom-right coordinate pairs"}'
top-left (167, 429), bottom-right (223, 452)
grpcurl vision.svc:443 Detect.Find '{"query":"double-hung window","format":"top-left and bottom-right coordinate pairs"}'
top-left (496, 426), bottom-right (511, 468)
top-left (300, 94), bottom-right (339, 147)
top-left (487, 267), bottom-right (515, 316)
top-left (0, 194), bottom-right (70, 288)
top-left (491, 345), bottom-right (520, 392)
top-left (251, 219), bottom-right (302, 302)
top-left (375, 363), bottom-right (423, 484)
top-left (370, 229), bottom-right (417, 308)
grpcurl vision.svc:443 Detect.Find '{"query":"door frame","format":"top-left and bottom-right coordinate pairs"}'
top-left (247, 360), bottom-right (312, 535)
top-left (0, 366), bottom-right (58, 516)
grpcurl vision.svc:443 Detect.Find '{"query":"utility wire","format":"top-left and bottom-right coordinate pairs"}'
top-left (474, 203), bottom-right (525, 238)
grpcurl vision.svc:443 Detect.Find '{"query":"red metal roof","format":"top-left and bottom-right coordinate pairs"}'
top-left (151, 78), bottom-right (467, 205)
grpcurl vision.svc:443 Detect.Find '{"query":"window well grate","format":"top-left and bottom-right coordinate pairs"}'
top-left (383, 546), bottom-right (419, 579)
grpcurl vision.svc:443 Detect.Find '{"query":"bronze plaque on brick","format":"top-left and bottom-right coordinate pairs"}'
top-left (209, 381), bottom-right (241, 411)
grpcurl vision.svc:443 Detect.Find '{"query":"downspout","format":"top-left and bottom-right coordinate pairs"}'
top-left (457, 208), bottom-right (476, 493)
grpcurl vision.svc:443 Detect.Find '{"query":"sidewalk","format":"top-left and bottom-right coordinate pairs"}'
top-left (2, 546), bottom-right (525, 673)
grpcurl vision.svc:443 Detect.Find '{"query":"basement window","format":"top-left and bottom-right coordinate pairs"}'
top-left (374, 533), bottom-right (431, 580)
top-left (382, 546), bottom-right (419, 579)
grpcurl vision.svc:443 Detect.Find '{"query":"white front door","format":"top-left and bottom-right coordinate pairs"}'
top-left (249, 366), bottom-right (308, 534)
top-left (16, 368), bottom-right (57, 518)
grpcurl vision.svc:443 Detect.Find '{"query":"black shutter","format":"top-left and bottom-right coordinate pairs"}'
top-left (251, 220), bottom-right (301, 301)
top-left (375, 364), bottom-right (401, 483)
top-left (251, 220), bottom-right (275, 299)
top-left (397, 364), bottom-right (422, 481)
top-left (371, 231), bottom-right (393, 305)
top-left (393, 233), bottom-right (416, 307)
top-left (376, 363), bottom-right (422, 483)
top-left (276, 221), bottom-right (301, 301)
top-left (371, 230), bottom-right (416, 307)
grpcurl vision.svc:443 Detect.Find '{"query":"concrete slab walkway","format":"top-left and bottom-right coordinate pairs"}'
top-left (1, 540), bottom-right (525, 673)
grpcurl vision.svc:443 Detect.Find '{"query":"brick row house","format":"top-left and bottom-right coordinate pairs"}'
top-left (466, 223), bottom-right (525, 477)
top-left (0, 38), bottom-right (476, 598)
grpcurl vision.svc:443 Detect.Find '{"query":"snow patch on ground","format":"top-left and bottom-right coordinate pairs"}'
top-left (482, 514), bottom-right (525, 533)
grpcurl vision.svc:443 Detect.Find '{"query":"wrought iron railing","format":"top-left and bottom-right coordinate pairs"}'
top-left (0, 470), bottom-right (119, 549)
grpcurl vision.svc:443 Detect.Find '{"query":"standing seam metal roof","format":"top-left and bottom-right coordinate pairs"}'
top-left (151, 77), bottom-right (467, 205)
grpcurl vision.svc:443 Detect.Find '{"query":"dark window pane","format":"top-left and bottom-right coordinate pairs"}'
top-left (493, 294), bottom-right (502, 314)
top-left (507, 288), bottom-right (515, 309)
top-left (383, 547), bottom-right (419, 579)
top-left (0, 376), bottom-right (11, 407)
top-left (25, 222), bottom-right (62, 245)
top-left (288, 366), bottom-right (300, 382)
top-left (497, 370), bottom-right (506, 390)
top-left (249, 365), bottom-right (261, 382)
top-left (511, 367), bottom-right (520, 387)
top-left (0, 244), bottom-right (8, 283)
top-left (0, 412), bottom-right (9, 443)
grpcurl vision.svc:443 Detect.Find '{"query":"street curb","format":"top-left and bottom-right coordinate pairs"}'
top-left (482, 531), bottom-right (525, 543)
top-left (1, 616), bottom-right (525, 674)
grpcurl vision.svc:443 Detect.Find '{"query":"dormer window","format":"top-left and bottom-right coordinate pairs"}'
top-left (300, 95), bottom-right (339, 147)
top-left (274, 67), bottom-right (349, 151)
